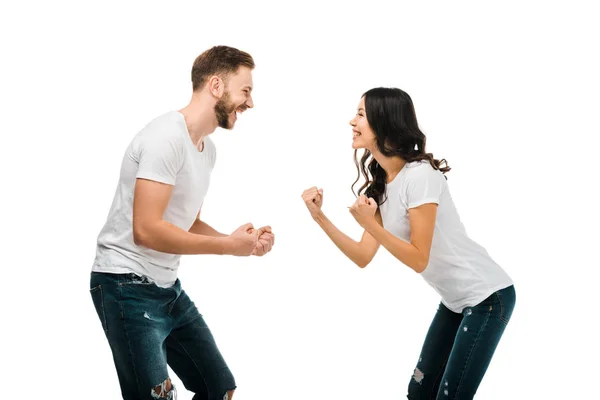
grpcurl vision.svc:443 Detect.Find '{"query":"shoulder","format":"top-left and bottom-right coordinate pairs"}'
top-left (399, 160), bottom-right (448, 205)
top-left (134, 111), bottom-right (187, 148)
top-left (402, 160), bottom-right (446, 186)
top-left (404, 160), bottom-right (441, 178)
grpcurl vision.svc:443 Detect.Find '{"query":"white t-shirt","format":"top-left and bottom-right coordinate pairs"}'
top-left (92, 111), bottom-right (216, 287)
top-left (379, 160), bottom-right (513, 313)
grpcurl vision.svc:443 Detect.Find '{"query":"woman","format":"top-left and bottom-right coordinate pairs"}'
top-left (301, 87), bottom-right (515, 399)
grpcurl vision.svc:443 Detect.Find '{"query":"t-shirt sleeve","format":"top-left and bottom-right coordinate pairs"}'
top-left (405, 164), bottom-right (446, 209)
top-left (135, 133), bottom-right (184, 185)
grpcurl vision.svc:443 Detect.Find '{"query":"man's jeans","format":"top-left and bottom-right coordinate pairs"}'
top-left (90, 271), bottom-right (236, 400)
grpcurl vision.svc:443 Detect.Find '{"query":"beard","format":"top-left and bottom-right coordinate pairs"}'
top-left (214, 91), bottom-right (237, 129)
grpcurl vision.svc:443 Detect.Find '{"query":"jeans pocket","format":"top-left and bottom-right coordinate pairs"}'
top-left (90, 285), bottom-right (109, 335)
top-left (495, 289), bottom-right (514, 326)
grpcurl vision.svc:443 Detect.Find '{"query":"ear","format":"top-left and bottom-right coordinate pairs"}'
top-left (207, 75), bottom-right (224, 98)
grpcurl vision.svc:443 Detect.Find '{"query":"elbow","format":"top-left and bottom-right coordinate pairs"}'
top-left (355, 257), bottom-right (371, 269)
top-left (412, 256), bottom-right (429, 273)
top-left (133, 224), bottom-right (150, 247)
top-left (133, 230), bottom-right (145, 247)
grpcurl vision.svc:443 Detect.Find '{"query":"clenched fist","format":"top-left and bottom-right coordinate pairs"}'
top-left (348, 194), bottom-right (378, 227)
top-left (226, 223), bottom-right (260, 256)
top-left (249, 226), bottom-right (275, 256)
top-left (301, 186), bottom-right (324, 218)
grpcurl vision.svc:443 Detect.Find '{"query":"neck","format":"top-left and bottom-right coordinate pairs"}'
top-left (178, 92), bottom-right (218, 147)
top-left (371, 149), bottom-right (406, 183)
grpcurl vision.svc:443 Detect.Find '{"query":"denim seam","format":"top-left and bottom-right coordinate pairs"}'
top-left (92, 285), bottom-right (109, 335)
top-left (118, 284), bottom-right (143, 396)
top-left (454, 308), bottom-right (491, 399)
top-left (495, 292), bottom-right (509, 325)
top-left (167, 293), bottom-right (179, 316)
top-left (172, 335), bottom-right (211, 398)
top-left (430, 358), bottom-right (449, 400)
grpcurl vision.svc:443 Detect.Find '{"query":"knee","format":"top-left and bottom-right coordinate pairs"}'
top-left (216, 369), bottom-right (236, 400)
top-left (223, 389), bottom-right (235, 400)
top-left (407, 368), bottom-right (426, 399)
top-left (151, 377), bottom-right (175, 399)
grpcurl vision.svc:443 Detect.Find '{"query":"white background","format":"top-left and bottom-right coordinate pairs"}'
top-left (1, 1), bottom-right (599, 399)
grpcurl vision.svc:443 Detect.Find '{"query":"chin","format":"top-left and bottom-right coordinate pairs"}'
top-left (223, 118), bottom-right (235, 130)
top-left (228, 114), bottom-right (238, 129)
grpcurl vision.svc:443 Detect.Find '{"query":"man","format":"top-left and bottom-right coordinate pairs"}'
top-left (89, 45), bottom-right (274, 400)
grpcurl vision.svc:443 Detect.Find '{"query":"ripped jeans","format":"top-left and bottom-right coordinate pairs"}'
top-left (407, 285), bottom-right (516, 400)
top-left (90, 271), bottom-right (236, 400)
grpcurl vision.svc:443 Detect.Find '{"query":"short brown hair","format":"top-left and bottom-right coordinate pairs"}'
top-left (191, 46), bottom-right (255, 91)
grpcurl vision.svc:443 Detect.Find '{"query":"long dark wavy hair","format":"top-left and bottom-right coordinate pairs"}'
top-left (352, 87), bottom-right (450, 206)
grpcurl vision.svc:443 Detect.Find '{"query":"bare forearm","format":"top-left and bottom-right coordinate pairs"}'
top-left (134, 220), bottom-right (229, 255)
top-left (362, 220), bottom-right (427, 272)
top-left (188, 219), bottom-right (227, 237)
top-left (313, 211), bottom-right (370, 267)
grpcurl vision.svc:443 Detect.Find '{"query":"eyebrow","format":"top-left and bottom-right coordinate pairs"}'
top-left (358, 108), bottom-right (365, 112)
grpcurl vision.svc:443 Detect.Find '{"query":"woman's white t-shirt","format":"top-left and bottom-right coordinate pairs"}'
top-left (378, 160), bottom-right (513, 313)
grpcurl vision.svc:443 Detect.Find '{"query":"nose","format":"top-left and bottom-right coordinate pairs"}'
top-left (349, 117), bottom-right (356, 127)
top-left (246, 94), bottom-right (254, 109)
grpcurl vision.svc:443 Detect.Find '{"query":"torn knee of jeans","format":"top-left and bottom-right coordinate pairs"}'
top-left (413, 367), bottom-right (424, 384)
top-left (222, 388), bottom-right (235, 400)
top-left (151, 378), bottom-right (175, 399)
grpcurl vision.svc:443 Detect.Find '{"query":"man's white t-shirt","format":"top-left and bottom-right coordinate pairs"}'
top-left (379, 160), bottom-right (513, 313)
top-left (92, 111), bottom-right (216, 288)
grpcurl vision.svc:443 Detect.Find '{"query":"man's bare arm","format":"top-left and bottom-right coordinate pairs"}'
top-left (188, 210), bottom-right (227, 237)
top-left (132, 179), bottom-right (254, 255)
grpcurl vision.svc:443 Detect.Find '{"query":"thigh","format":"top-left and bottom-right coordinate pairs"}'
top-left (90, 272), bottom-right (174, 400)
top-left (166, 289), bottom-right (236, 400)
top-left (407, 302), bottom-right (463, 400)
top-left (438, 285), bottom-right (516, 400)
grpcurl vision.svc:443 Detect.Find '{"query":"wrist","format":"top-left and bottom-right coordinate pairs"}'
top-left (215, 236), bottom-right (232, 255)
top-left (361, 216), bottom-right (378, 231)
top-left (312, 210), bottom-right (326, 224)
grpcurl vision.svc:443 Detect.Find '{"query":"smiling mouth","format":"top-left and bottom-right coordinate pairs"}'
top-left (234, 107), bottom-right (246, 118)
top-left (353, 130), bottom-right (361, 138)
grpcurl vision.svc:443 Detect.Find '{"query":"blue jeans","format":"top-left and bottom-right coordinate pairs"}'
top-left (90, 272), bottom-right (236, 400)
top-left (407, 285), bottom-right (516, 399)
